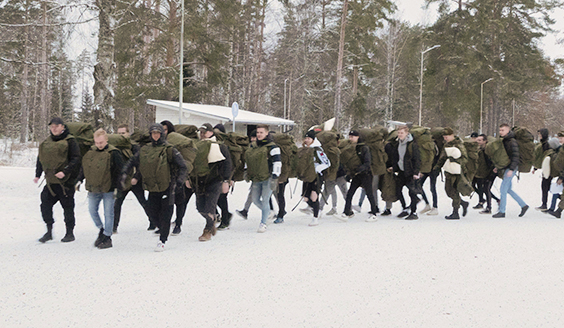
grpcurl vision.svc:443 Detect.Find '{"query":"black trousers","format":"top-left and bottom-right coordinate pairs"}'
top-left (147, 189), bottom-right (174, 243)
top-left (218, 193), bottom-right (229, 218)
top-left (420, 170), bottom-right (438, 208)
top-left (40, 184), bottom-right (75, 228)
top-left (114, 183), bottom-right (151, 230)
top-left (276, 181), bottom-right (288, 218)
top-left (475, 175), bottom-right (499, 210)
top-left (302, 180), bottom-right (320, 218)
top-left (541, 177), bottom-right (551, 207)
top-left (396, 171), bottom-right (419, 213)
top-left (195, 181), bottom-right (222, 230)
top-left (344, 172), bottom-right (378, 215)
top-left (174, 185), bottom-right (194, 227)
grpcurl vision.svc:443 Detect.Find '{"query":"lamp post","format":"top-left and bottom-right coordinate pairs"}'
top-left (480, 78), bottom-right (493, 134)
top-left (284, 78), bottom-right (288, 132)
top-left (419, 44), bottom-right (440, 126)
top-left (178, 0), bottom-right (185, 124)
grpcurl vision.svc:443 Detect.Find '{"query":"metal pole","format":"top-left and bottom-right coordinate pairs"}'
top-left (284, 79), bottom-right (288, 132)
top-left (419, 45), bottom-right (440, 126)
top-left (512, 99), bottom-right (515, 126)
top-left (419, 51), bottom-right (424, 126)
top-left (178, 0), bottom-right (185, 124)
top-left (480, 78), bottom-right (493, 134)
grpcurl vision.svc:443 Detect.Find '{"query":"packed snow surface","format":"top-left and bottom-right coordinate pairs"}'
top-left (1, 166), bottom-right (563, 327)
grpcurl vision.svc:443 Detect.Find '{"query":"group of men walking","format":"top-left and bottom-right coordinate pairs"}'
top-left (35, 116), bottom-right (554, 252)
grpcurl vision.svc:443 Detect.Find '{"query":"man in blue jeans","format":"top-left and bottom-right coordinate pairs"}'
top-left (81, 129), bottom-right (124, 249)
top-left (493, 123), bottom-right (529, 218)
top-left (244, 124), bottom-right (282, 233)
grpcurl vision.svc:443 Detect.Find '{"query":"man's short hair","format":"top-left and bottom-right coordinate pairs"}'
top-left (93, 128), bottom-right (108, 140)
top-left (117, 124), bottom-right (129, 132)
top-left (499, 123), bottom-right (511, 129)
top-left (397, 125), bottom-right (409, 132)
top-left (478, 133), bottom-right (488, 140)
top-left (256, 124), bottom-right (269, 131)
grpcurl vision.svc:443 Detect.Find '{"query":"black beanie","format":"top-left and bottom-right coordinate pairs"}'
top-left (305, 130), bottom-right (316, 139)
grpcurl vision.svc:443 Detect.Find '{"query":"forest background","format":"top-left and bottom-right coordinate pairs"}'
top-left (1, 0), bottom-right (564, 143)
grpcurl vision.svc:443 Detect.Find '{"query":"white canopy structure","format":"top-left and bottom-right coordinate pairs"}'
top-left (147, 99), bottom-right (295, 135)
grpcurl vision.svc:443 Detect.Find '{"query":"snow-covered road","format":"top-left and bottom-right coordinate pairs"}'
top-left (1, 166), bottom-right (562, 327)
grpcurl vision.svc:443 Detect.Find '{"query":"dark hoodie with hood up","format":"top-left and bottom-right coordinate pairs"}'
top-left (122, 123), bottom-right (187, 201)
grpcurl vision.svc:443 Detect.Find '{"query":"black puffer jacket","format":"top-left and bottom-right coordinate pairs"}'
top-left (387, 135), bottom-right (421, 177)
top-left (502, 130), bottom-right (520, 171)
top-left (355, 143), bottom-right (372, 175)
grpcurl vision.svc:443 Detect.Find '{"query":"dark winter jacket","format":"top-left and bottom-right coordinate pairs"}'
top-left (35, 127), bottom-right (81, 188)
top-left (502, 130), bottom-right (520, 171)
top-left (387, 134), bottom-right (421, 177)
top-left (354, 143), bottom-right (372, 175)
top-left (475, 147), bottom-right (494, 179)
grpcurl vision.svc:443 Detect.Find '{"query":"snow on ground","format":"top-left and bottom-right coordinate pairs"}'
top-left (0, 139), bottom-right (38, 167)
top-left (1, 166), bottom-right (564, 327)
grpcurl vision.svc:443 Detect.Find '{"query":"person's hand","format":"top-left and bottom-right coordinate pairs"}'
top-left (55, 172), bottom-right (65, 179)
top-left (131, 178), bottom-right (138, 185)
top-left (506, 170), bottom-right (513, 178)
top-left (387, 167), bottom-right (393, 173)
top-left (185, 180), bottom-right (191, 189)
top-left (222, 181), bottom-right (230, 194)
top-left (493, 168), bottom-right (498, 174)
top-left (413, 173), bottom-right (421, 180)
top-left (33, 177), bottom-right (39, 184)
top-left (269, 178), bottom-right (278, 192)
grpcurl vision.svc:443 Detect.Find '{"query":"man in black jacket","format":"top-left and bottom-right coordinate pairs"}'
top-left (387, 125), bottom-right (421, 220)
top-left (341, 130), bottom-right (378, 221)
top-left (493, 123), bottom-right (529, 218)
top-left (122, 123), bottom-right (188, 251)
top-left (536, 128), bottom-right (551, 211)
top-left (34, 117), bottom-right (81, 243)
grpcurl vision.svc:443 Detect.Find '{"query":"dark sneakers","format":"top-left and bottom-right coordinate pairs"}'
top-left (492, 212), bottom-right (505, 218)
top-left (94, 228), bottom-right (104, 247)
top-left (405, 213), bottom-right (419, 220)
top-left (445, 209), bottom-right (460, 220)
top-left (147, 223), bottom-right (157, 231)
top-left (473, 202), bottom-right (484, 209)
top-left (480, 208), bottom-right (492, 214)
top-left (236, 209), bottom-right (248, 220)
top-left (97, 236), bottom-right (112, 249)
top-left (461, 201), bottom-right (469, 217)
top-left (171, 225), bottom-right (182, 235)
top-left (548, 209), bottom-right (562, 219)
top-left (39, 231), bottom-right (53, 243)
top-left (519, 205), bottom-right (529, 217)
top-left (381, 209), bottom-right (392, 216)
top-left (397, 210), bottom-right (409, 218)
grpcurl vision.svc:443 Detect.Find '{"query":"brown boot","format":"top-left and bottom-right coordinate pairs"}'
top-left (198, 229), bottom-right (212, 242)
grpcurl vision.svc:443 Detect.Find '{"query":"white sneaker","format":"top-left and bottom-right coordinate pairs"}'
top-left (299, 207), bottom-right (313, 215)
top-left (426, 208), bottom-right (439, 216)
top-left (420, 204), bottom-right (432, 214)
top-left (365, 214), bottom-right (378, 222)
top-left (257, 223), bottom-right (267, 233)
top-left (309, 217), bottom-right (319, 226)
top-left (326, 208), bottom-right (338, 216)
top-left (352, 205), bottom-right (362, 213)
top-left (338, 213), bottom-right (352, 222)
top-left (155, 241), bottom-right (165, 252)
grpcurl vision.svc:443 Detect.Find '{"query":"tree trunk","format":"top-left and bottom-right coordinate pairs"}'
top-left (93, 0), bottom-right (116, 130)
top-left (334, 0), bottom-right (348, 130)
top-left (19, 1), bottom-right (30, 143)
top-left (39, 1), bottom-right (49, 141)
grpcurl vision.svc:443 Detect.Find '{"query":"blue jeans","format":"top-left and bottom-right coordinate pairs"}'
top-left (499, 170), bottom-right (527, 213)
top-left (251, 179), bottom-right (273, 224)
top-left (88, 192), bottom-right (115, 236)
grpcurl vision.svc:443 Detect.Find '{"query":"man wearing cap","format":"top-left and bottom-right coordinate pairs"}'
top-left (301, 130), bottom-right (331, 226)
top-left (341, 130), bottom-right (378, 221)
top-left (535, 128), bottom-right (551, 212)
top-left (212, 123), bottom-right (233, 230)
top-left (34, 117), bottom-right (82, 243)
top-left (432, 127), bottom-right (470, 220)
top-left (244, 124), bottom-right (281, 233)
top-left (121, 123), bottom-right (187, 251)
top-left (189, 123), bottom-right (232, 241)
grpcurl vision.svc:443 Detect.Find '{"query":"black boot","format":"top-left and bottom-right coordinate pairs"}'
top-left (39, 225), bottom-right (53, 243)
top-left (94, 228), bottom-right (104, 247)
top-left (218, 212), bottom-right (232, 230)
top-left (61, 226), bottom-right (75, 242)
top-left (461, 201), bottom-right (469, 217)
top-left (445, 208), bottom-right (460, 220)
